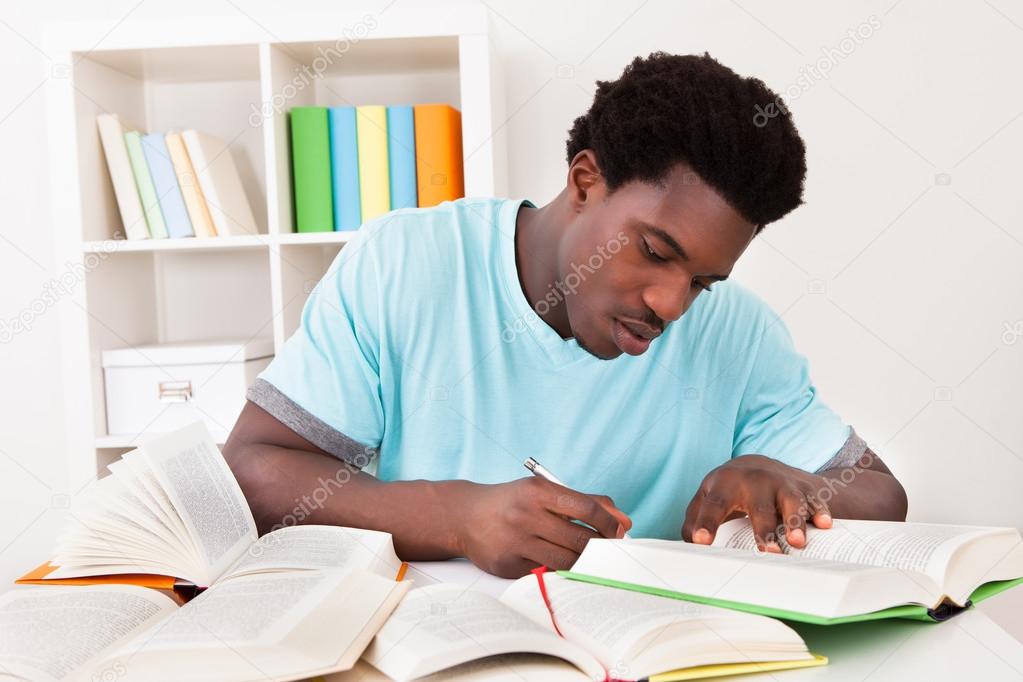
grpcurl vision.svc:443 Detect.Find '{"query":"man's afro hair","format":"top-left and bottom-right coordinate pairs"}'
top-left (566, 52), bottom-right (807, 231)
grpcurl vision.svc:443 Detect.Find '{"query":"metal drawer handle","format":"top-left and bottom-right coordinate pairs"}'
top-left (158, 380), bottom-right (193, 403)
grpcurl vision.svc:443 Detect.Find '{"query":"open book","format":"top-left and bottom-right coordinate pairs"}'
top-left (0, 563), bottom-right (407, 682)
top-left (23, 421), bottom-right (402, 588)
top-left (353, 571), bottom-right (826, 681)
top-left (5, 422), bottom-right (412, 681)
top-left (564, 517), bottom-right (1023, 625)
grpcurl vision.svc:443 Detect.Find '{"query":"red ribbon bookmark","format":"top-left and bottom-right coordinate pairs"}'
top-left (531, 566), bottom-right (619, 682)
top-left (530, 566), bottom-right (565, 638)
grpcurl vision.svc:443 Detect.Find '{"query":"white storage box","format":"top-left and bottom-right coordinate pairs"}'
top-left (102, 338), bottom-right (273, 442)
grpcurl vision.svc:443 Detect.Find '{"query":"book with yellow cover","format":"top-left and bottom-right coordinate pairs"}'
top-left (356, 105), bottom-right (391, 222)
top-left (413, 104), bottom-right (464, 207)
top-left (348, 573), bottom-right (824, 681)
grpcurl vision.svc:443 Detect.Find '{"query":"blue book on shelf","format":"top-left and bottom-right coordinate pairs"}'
top-left (140, 132), bottom-right (194, 238)
top-left (328, 107), bottom-right (362, 231)
top-left (386, 105), bottom-right (418, 210)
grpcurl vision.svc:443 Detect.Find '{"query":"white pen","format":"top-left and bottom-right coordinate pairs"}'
top-left (524, 457), bottom-right (632, 539)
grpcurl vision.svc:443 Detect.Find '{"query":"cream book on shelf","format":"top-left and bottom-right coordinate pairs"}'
top-left (564, 517), bottom-right (1023, 625)
top-left (356, 572), bottom-right (825, 682)
top-left (96, 113), bottom-right (149, 240)
top-left (181, 129), bottom-right (259, 236)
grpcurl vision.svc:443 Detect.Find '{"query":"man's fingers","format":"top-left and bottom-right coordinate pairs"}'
top-left (689, 491), bottom-right (732, 545)
top-left (778, 487), bottom-right (808, 549)
top-left (534, 512), bottom-right (601, 555)
top-left (747, 497), bottom-right (782, 552)
top-left (594, 495), bottom-right (633, 534)
top-left (525, 537), bottom-right (584, 571)
top-left (544, 487), bottom-right (622, 539)
top-left (807, 493), bottom-right (833, 529)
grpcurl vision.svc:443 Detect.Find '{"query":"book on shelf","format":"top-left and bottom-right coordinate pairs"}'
top-left (141, 132), bottom-right (195, 238)
top-left (95, 114), bottom-right (149, 240)
top-left (328, 106), bottom-right (362, 231)
top-left (180, 129), bottom-right (259, 237)
top-left (414, 103), bottom-right (464, 208)
top-left (166, 131), bottom-right (216, 237)
top-left (123, 129), bottom-right (169, 239)
top-left (387, 105), bottom-right (418, 210)
top-left (351, 571), bottom-right (825, 682)
top-left (356, 105), bottom-right (391, 222)
top-left (291, 102), bottom-right (464, 234)
top-left (97, 114), bottom-right (258, 241)
top-left (291, 106), bottom-right (335, 233)
top-left (563, 517), bottom-right (1023, 625)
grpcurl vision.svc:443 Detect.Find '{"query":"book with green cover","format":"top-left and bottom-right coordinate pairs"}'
top-left (123, 130), bottom-right (168, 239)
top-left (290, 107), bottom-right (334, 232)
top-left (563, 518), bottom-right (1023, 626)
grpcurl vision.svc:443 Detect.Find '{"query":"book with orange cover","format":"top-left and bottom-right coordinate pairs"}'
top-left (16, 561), bottom-right (176, 589)
top-left (413, 104), bottom-right (465, 207)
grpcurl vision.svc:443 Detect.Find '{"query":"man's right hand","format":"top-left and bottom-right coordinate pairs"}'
top-left (450, 477), bottom-right (632, 578)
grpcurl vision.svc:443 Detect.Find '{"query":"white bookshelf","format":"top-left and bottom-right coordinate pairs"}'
top-left (43, 6), bottom-right (507, 486)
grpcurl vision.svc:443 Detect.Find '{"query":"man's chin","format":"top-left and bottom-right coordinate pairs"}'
top-left (573, 326), bottom-right (623, 361)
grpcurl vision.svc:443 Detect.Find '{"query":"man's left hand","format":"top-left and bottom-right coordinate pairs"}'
top-left (682, 454), bottom-right (832, 552)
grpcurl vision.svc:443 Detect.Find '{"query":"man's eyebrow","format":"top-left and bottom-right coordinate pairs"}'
top-left (642, 223), bottom-right (730, 281)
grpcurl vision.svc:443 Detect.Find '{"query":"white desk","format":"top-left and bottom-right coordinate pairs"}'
top-left (4, 529), bottom-right (1023, 680)
top-left (406, 559), bottom-right (1023, 681)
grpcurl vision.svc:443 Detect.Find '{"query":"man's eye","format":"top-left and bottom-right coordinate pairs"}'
top-left (643, 238), bottom-right (667, 262)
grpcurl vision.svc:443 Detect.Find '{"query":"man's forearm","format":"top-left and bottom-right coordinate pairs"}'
top-left (225, 442), bottom-right (468, 560)
top-left (815, 448), bottom-right (908, 521)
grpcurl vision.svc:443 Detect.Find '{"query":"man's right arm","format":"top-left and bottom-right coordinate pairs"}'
top-left (223, 401), bottom-right (631, 578)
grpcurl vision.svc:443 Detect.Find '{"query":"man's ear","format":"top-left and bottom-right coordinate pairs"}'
top-left (566, 150), bottom-right (604, 211)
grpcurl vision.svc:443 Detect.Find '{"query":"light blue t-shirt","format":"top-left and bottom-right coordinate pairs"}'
top-left (249, 197), bottom-right (852, 539)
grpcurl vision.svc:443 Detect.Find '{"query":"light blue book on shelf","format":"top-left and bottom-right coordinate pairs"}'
top-left (140, 132), bottom-right (194, 238)
top-left (386, 105), bottom-right (418, 210)
top-left (328, 107), bottom-right (362, 231)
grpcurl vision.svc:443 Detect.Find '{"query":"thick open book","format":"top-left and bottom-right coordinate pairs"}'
top-left (353, 571), bottom-right (825, 681)
top-left (564, 518), bottom-right (1023, 625)
top-left (25, 422), bottom-right (400, 588)
top-left (4, 422), bottom-right (411, 681)
top-left (0, 565), bottom-right (407, 682)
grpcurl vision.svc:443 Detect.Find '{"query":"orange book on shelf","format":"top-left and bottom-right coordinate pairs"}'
top-left (413, 104), bottom-right (465, 207)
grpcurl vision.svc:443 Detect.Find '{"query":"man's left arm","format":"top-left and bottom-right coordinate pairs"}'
top-left (683, 293), bottom-right (907, 552)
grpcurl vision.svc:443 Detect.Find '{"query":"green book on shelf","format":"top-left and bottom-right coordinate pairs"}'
top-left (123, 130), bottom-right (168, 239)
top-left (561, 518), bottom-right (1023, 626)
top-left (290, 107), bottom-right (333, 232)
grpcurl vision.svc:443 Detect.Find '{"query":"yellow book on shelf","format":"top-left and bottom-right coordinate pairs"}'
top-left (356, 105), bottom-right (390, 222)
top-left (165, 132), bottom-right (216, 237)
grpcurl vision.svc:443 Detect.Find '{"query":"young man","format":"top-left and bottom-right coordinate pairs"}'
top-left (224, 52), bottom-right (907, 578)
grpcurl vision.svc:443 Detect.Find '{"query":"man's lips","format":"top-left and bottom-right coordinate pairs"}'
top-left (612, 318), bottom-right (660, 355)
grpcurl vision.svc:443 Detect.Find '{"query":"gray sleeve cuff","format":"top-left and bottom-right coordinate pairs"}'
top-left (814, 428), bottom-right (868, 473)
top-left (246, 378), bottom-right (377, 469)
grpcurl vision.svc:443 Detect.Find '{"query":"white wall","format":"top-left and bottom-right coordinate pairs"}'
top-left (2, 0), bottom-right (1021, 569)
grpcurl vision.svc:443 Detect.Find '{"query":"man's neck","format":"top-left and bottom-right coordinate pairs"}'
top-left (514, 192), bottom-right (573, 339)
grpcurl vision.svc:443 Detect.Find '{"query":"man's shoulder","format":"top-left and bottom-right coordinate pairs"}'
top-left (324, 197), bottom-right (514, 305)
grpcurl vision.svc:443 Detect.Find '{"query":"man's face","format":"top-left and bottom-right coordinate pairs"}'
top-left (559, 164), bottom-right (757, 360)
